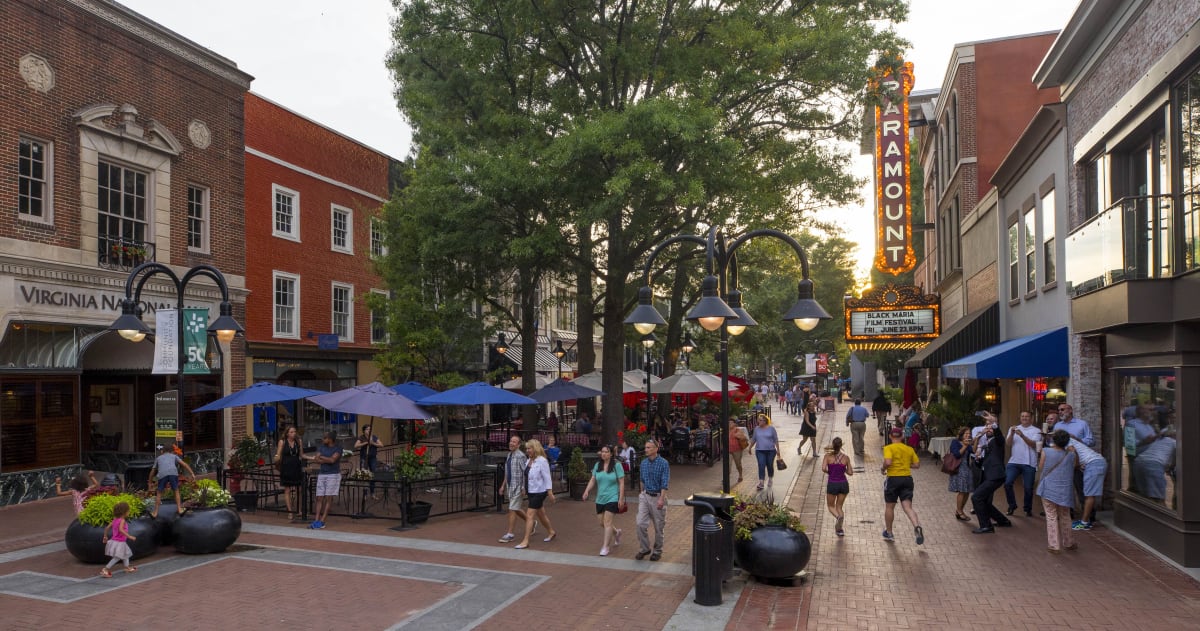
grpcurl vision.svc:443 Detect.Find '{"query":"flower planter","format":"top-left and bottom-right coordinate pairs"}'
top-left (733, 525), bottom-right (811, 580)
top-left (173, 506), bottom-right (241, 554)
top-left (65, 517), bottom-right (160, 564)
top-left (569, 480), bottom-right (588, 501)
top-left (154, 501), bottom-right (182, 546)
top-left (403, 500), bottom-right (432, 524)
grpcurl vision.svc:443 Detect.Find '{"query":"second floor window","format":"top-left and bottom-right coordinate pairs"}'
top-left (274, 272), bottom-right (299, 338)
top-left (331, 205), bottom-right (352, 253)
top-left (187, 185), bottom-right (209, 252)
top-left (332, 283), bottom-right (353, 341)
top-left (19, 137), bottom-right (51, 223)
top-left (1024, 206), bottom-right (1037, 294)
top-left (273, 185), bottom-right (300, 240)
top-left (98, 160), bottom-right (147, 249)
top-left (371, 217), bottom-right (387, 257)
top-left (1042, 189), bottom-right (1056, 285)
top-left (1008, 223), bottom-right (1019, 301)
top-left (370, 290), bottom-right (388, 344)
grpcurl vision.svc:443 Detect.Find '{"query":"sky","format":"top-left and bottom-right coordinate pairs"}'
top-left (119, 0), bottom-right (1082, 276)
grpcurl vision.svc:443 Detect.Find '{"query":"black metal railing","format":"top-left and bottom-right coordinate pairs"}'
top-left (98, 235), bottom-right (156, 271)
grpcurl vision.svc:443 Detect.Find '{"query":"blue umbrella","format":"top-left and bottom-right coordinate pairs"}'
top-left (527, 378), bottom-right (605, 404)
top-left (392, 381), bottom-right (438, 401)
top-left (417, 381), bottom-right (536, 406)
top-left (193, 381), bottom-right (325, 412)
top-left (308, 382), bottom-right (433, 419)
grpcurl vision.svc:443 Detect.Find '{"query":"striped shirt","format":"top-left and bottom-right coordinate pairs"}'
top-left (640, 454), bottom-right (670, 493)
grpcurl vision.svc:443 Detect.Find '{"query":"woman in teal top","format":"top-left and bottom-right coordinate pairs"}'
top-left (582, 444), bottom-right (626, 557)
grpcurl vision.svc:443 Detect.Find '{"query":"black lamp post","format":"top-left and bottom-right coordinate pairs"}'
top-left (625, 228), bottom-right (830, 494)
top-left (553, 339), bottom-right (567, 379)
top-left (110, 263), bottom-right (242, 452)
top-left (641, 333), bottom-right (657, 424)
top-left (680, 331), bottom-right (697, 368)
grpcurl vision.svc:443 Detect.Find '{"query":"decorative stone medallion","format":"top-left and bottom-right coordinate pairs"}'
top-left (19, 54), bottom-right (54, 93)
top-left (187, 120), bottom-right (211, 149)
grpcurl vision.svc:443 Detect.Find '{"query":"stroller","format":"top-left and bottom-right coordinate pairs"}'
top-left (669, 426), bottom-right (693, 464)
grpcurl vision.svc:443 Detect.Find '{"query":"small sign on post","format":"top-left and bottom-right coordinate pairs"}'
top-left (154, 390), bottom-right (178, 440)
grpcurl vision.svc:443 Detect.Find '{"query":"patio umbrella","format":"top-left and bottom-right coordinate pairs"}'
top-left (527, 378), bottom-right (605, 403)
top-left (392, 381), bottom-right (438, 401)
top-left (193, 381), bottom-right (325, 412)
top-left (307, 382), bottom-right (432, 420)
top-left (902, 368), bottom-right (918, 409)
top-left (417, 382), bottom-right (536, 406)
top-left (574, 371), bottom-right (657, 394)
top-left (651, 369), bottom-right (724, 394)
top-left (501, 374), bottom-right (552, 391)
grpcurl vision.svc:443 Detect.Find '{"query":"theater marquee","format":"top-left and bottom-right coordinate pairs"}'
top-left (845, 284), bottom-right (939, 351)
top-left (873, 60), bottom-right (916, 275)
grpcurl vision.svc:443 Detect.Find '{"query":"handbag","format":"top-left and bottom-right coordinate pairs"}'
top-left (941, 452), bottom-right (961, 475)
top-left (775, 457), bottom-right (787, 470)
top-left (617, 501), bottom-right (628, 514)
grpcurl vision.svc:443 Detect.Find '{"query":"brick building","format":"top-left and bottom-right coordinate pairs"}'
top-left (0, 0), bottom-right (251, 501)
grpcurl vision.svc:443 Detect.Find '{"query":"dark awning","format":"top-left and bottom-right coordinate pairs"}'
top-left (502, 344), bottom-right (572, 374)
top-left (942, 327), bottom-right (1068, 379)
top-left (904, 302), bottom-right (999, 370)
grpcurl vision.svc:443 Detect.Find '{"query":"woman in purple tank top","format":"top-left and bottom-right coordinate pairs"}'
top-left (822, 437), bottom-right (853, 537)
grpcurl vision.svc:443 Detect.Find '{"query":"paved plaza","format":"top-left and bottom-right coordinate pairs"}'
top-left (3, 403), bottom-right (1200, 630)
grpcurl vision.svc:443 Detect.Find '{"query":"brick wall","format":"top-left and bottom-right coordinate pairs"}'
top-left (965, 262), bottom-right (997, 313)
top-left (1068, 332), bottom-right (1102, 434)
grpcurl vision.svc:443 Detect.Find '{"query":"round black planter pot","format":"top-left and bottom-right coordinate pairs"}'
top-left (173, 506), bottom-right (242, 554)
top-left (154, 501), bottom-right (182, 546)
top-left (65, 518), bottom-right (161, 564)
top-left (733, 526), bottom-right (811, 580)
top-left (403, 501), bottom-right (432, 524)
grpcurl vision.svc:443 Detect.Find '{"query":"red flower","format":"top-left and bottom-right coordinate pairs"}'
top-left (625, 422), bottom-right (635, 431)
top-left (638, 424), bottom-right (647, 433)
top-left (617, 431), bottom-right (624, 438)
top-left (257, 458), bottom-right (264, 466)
top-left (415, 446), bottom-right (427, 456)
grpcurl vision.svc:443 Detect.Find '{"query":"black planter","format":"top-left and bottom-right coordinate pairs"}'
top-left (154, 501), bottom-right (182, 546)
top-left (568, 480), bottom-right (588, 500)
top-left (233, 491), bottom-right (258, 512)
top-left (404, 500), bottom-right (432, 524)
top-left (173, 506), bottom-right (241, 554)
top-left (65, 518), bottom-right (160, 564)
top-left (733, 525), bottom-right (811, 580)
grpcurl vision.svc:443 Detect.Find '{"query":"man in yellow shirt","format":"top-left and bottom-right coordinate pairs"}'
top-left (881, 427), bottom-right (924, 545)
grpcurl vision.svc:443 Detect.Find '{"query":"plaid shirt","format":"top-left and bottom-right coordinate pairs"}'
top-left (639, 454), bottom-right (670, 493)
top-left (504, 449), bottom-right (528, 496)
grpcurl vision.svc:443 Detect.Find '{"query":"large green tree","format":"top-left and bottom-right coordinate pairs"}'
top-left (386, 0), bottom-right (907, 442)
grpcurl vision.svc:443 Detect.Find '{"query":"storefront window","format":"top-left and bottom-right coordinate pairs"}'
top-left (0, 377), bottom-right (78, 471)
top-left (1118, 371), bottom-right (1177, 510)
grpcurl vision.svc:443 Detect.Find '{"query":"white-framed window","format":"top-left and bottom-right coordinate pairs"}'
top-left (272, 184), bottom-right (300, 241)
top-left (332, 282), bottom-right (354, 341)
top-left (1024, 206), bottom-right (1037, 294)
top-left (331, 204), bottom-right (353, 254)
top-left (98, 159), bottom-right (149, 256)
top-left (273, 271), bottom-right (300, 339)
top-left (18, 136), bottom-right (52, 223)
top-left (370, 289), bottom-right (389, 344)
top-left (187, 185), bottom-right (209, 253)
top-left (1008, 223), bottom-right (1019, 301)
top-left (370, 216), bottom-right (387, 257)
top-left (1042, 189), bottom-right (1056, 286)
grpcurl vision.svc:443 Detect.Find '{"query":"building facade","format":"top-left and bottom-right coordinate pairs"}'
top-left (0, 0), bottom-right (251, 503)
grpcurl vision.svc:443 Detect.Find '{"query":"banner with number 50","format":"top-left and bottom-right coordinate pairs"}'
top-left (182, 307), bottom-right (211, 374)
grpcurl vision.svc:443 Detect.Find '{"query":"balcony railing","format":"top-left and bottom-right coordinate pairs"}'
top-left (98, 235), bottom-right (156, 272)
top-left (1065, 195), bottom-right (1174, 297)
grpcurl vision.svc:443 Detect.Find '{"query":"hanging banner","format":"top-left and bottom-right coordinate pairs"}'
top-left (805, 354), bottom-right (816, 376)
top-left (182, 307), bottom-right (210, 374)
top-left (152, 309), bottom-right (178, 375)
top-left (872, 60), bottom-right (916, 275)
top-left (815, 353), bottom-right (829, 374)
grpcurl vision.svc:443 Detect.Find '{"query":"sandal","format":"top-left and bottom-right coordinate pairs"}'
top-left (100, 568), bottom-right (112, 578)
top-left (955, 513), bottom-right (971, 521)
top-left (125, 566), bottom-right (137, 573)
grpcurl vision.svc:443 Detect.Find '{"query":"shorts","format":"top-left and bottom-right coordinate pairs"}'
top-left (883, 476), bottom-right (914, 503)
top-left (596, 501), bottom-right (620, 514)
top-left (527, 491), bottom-right (548, 509)
top-left (1082, 459), bottom-right (1108, 498)
top-left (157, 475), bottom-right (180, 491)
top-left (507, 492), bottom-right (527, 512)
top-left (826, 481), bottom-right (849, 496)
top-left (316, 473), bottom-right (342, 497)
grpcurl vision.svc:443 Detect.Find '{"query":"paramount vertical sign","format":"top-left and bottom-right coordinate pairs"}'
top-left (873, 61), bottom-right (916, 275)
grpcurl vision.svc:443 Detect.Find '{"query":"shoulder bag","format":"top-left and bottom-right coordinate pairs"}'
top-left (940, 451), bottom-right (962, 475)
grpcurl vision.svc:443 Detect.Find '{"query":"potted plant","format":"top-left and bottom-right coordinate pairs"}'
top-left (730, 494), bottom-right (810, 581)
top-left (173, 479), bottom-right (241, 554)
top-left (618, 422), bottom-right (649, 451)
top-left (65, 491), bottom-right (160, 563)
top-left (227, 435), bottom-right (267, 496)
top-left (567, 447), bottom-right (589, 500)
top-left (394, 445), bottom-right (433, 523)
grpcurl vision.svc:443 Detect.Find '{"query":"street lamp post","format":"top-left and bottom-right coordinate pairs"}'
top-left (680, 332), bottom-right (697, 369)
top-left (625, 228), bottom-right (830, 494)
top-left (641, 333), bottom-right (657, 424)
top-left (109, 263), bottom-right (243, 454)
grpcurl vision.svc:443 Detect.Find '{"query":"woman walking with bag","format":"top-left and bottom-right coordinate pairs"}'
top-left (947, 426), bottom-right (974, 521)
top-left (582, 444), bottom-right (626, 556)
top-left (822, 437), bottom-right (852, 536)
top-left (748, 413), bottom-right (780, 490)
top-left (797, 398), bottom-right (819, 458)
top-left (1036, 430), bottom-right (1078, 553)
top-left (728, 420), bottom-right (750, 484)
top-left (514, 439), bottom-right (557, 549)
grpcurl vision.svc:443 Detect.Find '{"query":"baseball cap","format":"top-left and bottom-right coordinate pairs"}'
top-left (889, 427), bottom-right (903, 437)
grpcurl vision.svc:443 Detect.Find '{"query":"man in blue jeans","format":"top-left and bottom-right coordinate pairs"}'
top-left (1004, 411), bottom-right (1043, 517)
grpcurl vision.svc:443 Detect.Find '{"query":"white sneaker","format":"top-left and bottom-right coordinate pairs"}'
top-left (767, 478), bottom-right (773, 488)
top-left (498, 533), bottom-right (514, 543)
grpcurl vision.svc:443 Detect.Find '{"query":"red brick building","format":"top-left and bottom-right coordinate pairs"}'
top-left (243, 93), bottom-right (396, 444)
top-left (0, 0), bottom-right (251, 495)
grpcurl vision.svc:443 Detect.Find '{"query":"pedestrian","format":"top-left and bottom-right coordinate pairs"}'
top-left (307, 431), bottom-right (342, 530)
top-left (1035, 430), bottom-right (1078, 553)
top-left (498, 435), bottom-right (532, 543)
top-left (54, 470), bottom-right (99, 516)
top-left (514, 438), bottom-right (557, 549)
top-left (748, 413), bottom-right (780, 490)
top-left (582, 444), bottom-right (626, 556)
top-left (822, 437), bottom-right (852, 536)
top-left (727, 419), bottom-right (749, 484)
top-left (1069, 434), bottom-right (1107, 531)
top-left (948, 426), bottom-right (974, 521)
top-left (872, 391), bottom-right (893, 435)
top-left (797, 397), bottom-right (818, 457)
top-left (275, 424), bottom-right (304, 522)
top-left (970, 414), bottom-right (1012, 534)
top-left (635, 438), bottom-right (670, 561)
top-left (845, 398), bottom-right (870, 456)
top-left (1052, 403), bottom-right (1094, 515)
top-left (99, 500), bottom-right (137, 577)
top-left (148, 441), bottom-right (196, 518)
top-left (1004, 411), bottom-right (1043, 517)
top-left (881, 427), bottom-right (924, 545)
top-left (354, 424), bottom-right (383, 499)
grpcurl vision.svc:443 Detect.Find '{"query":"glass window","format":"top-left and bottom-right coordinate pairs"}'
top-left (331, 205), bottom-right (352, 253)
top-left (1024, 206), bottom-right (1037, 294)
top-left (0, 377), bottom-right (76, 472)
top-left (187, 185), bottom-right (209, 252)
top-left (555, 288), bottom-right (576, 331)
top-left (332, 283), bottom-right (353, 341)
top-left (371, 217), bottom-right (387, 257)
top-left (1042, 189), bottom-right (1056, 285)
top-left (273, 272), bottom-right (300, 338)
top-left (1177, 69), bottom-right (1200, 270)
top-left (1084, 155), bottom-right (1108, 221)
top-left (272, 185), bottom-right (300, 240)
top-left (18, 137), bottom-right (51, 223)
top-left (1118, 372), bottom-right (1177, 511)
top-left (370, 289), bottom-right (388, 344)
top-left (1008, 223), bottom-right (1019, 301)
top-left (97, 160), bottom-right (148, 263)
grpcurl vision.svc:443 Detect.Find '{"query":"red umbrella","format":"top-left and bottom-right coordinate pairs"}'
top-left (902, 368), bottom-right (918, 409)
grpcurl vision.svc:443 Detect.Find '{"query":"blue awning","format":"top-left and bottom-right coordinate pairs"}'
top-left (942, 327), bottom-right (1068, 380)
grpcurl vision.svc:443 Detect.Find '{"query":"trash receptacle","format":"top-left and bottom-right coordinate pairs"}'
top-left (123, 460), bottom-right (155, 491)
top-left (692, 513), bottom-right (723, 605)
top-left (689, 493), bottom-right (734, 580)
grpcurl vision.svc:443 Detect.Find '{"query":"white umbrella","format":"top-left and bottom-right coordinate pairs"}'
top-left (500, 374), bottom-right (552, 390)
top-left (574, 371), bottom-right (658, 393)
top-left (651, 369), bottom-right (724, 394)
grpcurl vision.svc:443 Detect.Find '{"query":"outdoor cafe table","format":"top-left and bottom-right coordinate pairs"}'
top-left (928, 436), bottom-right (954, 457)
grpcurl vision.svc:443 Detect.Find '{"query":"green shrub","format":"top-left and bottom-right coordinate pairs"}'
top-left (77, 492), bottom-right (145, 527)
top-left (567, 446), bottom-right (589, 482)
top-left (181, 478), bottom-right (232, 507)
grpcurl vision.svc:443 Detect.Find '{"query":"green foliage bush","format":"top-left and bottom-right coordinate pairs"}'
top-left (77, 492), bottom-right (145, 527)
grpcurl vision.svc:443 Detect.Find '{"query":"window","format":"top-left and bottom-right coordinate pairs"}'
top-left (937, 196), bottom-right (961, 281)
top-left (273, 272), bottom-right (300, 338)
top-left (332, 283), bottom-right (354, 341)
top-left (272, 184), bottom-right (300, 241)
top-left (1008, 223), bottom-right (1019, 301)
top-left (187, 185), bottom-right (209, 253)
top-left (331, 205), bottom-right (352, 254)
top-left (97, 160), bottom-right (148, 256)
top-left (18, 137), bottom-right (51, 223)
top-left (555, 289), bottom-right (576, 331)
top-left (1042, 189), bottom-right (1056, 285)
top-left (1083, 155), bottom-right (1108, 220)
top-left (1117, 371), bottom-right (1177, 512)
top-left (370, 289), bottom-right (388, 344)
top-left (1024, 206), bottom-right (1037, 294)
top-left (371, 217), bottom-right (387, 257)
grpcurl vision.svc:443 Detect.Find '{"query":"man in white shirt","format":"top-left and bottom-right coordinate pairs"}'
top-left (1068, 436), bottom-right (1107, 530)
top-left (1004, 411), bottom-right (1042, 517)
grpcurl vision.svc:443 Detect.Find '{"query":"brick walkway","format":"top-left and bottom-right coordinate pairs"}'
top-left (2, 401), bottom-right (1199, 629)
